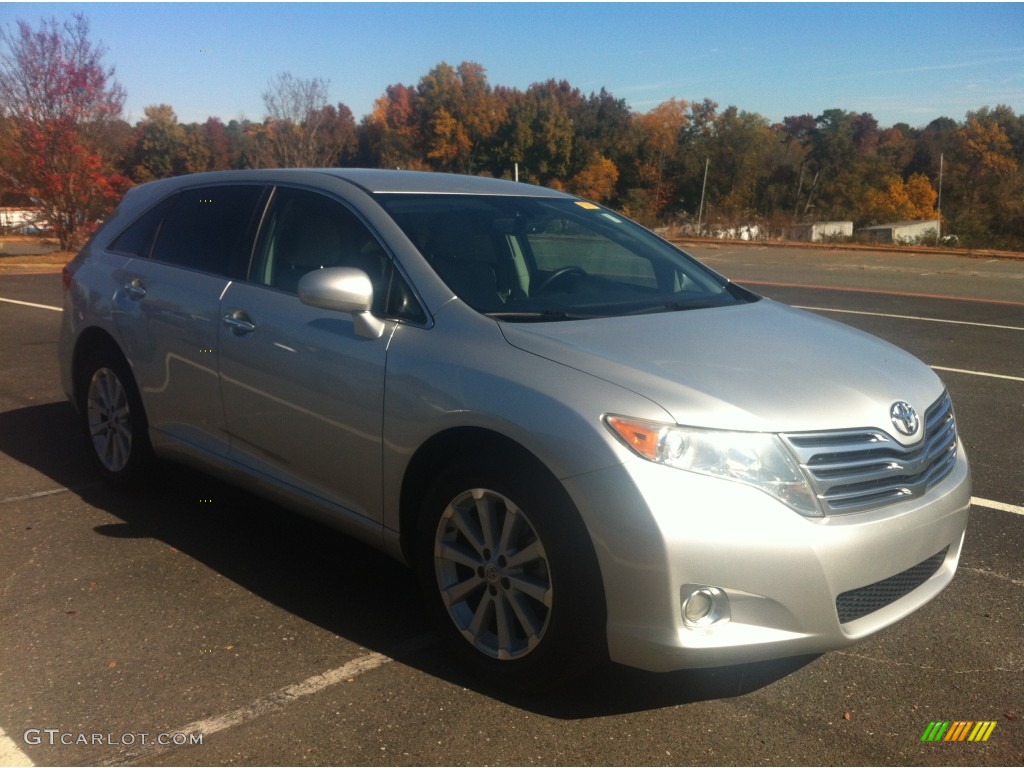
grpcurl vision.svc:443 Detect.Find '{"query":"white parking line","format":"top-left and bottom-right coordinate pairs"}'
top-left (97, 636), bottom-right (435, 766)
top-left (0, 484), bottom-right (104, 506)
top-left (0, 296), bottom-right (61, 312)
top-left (930, 366), bottom-right (1024, 383)
top-left (1, 487), bottom-right (72, 505)
top-left (793, 305), bottom-right (1024, 332)
top-left (4, 648), bottom-right (410, 768)
top-left (0, 725), bottom-right (34, 767)
top-left (792, 305), bottom-right (1024, 382)
top-left (972, 496), bottom-right (1024, 516)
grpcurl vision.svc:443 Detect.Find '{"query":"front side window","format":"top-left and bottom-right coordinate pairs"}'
top-left (149, 185), bottom-right (265, 278)
top-left (252, 187), bottom-right (425, 322)
top-left (378, 195), bottom-right (756, 320)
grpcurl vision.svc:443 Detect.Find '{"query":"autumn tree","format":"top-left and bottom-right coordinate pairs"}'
top-left (224, 118), bottom-right (257, 169)
top-left (0, 14), bottom-right (130, 248)
top-left (864, 174), bottom-right (938, 223)
top-left (202, 117), bottom-right (231, 171)
top-left (415, 61), bottom-right (505, 174)
top-left (568, 154), bottom-right (619, 202)
top-left (947, 111), bottom-right (1022, 246)
top-left (362, 83), bottom-right (426, 169)
top-left (634, 98), bottom-right (688, 218)
top-left (249, 72), bottom-right (355, 167)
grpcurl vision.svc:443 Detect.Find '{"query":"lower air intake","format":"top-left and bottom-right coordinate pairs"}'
top-left (836, 547), bottom-right (948, 624)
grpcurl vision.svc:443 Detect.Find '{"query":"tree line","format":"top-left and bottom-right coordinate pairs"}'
top-left (2, 15), bottom-right (1022, 251)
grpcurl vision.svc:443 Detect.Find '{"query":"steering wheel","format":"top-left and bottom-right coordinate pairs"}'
top-left (535, 266), bottom-right (587, 294)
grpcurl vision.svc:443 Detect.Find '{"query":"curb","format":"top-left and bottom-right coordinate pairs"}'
top-left (666, 237), bottom-right (1024, 262)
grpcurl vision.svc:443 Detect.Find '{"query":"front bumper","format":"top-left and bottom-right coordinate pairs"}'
top-left (563, 445), bottom-right (971, 672)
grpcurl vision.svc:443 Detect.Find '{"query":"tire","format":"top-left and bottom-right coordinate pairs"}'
top-left (416, 458), bottom-right (606, 689)
top-left (78, 346), bottom-right (154, 484)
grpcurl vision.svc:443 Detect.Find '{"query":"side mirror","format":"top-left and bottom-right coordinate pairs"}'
top-left (297, 267), bottom-right (386, 339)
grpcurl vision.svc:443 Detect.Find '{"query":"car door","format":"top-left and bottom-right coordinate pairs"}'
top-left (111, 184), bottom-right (266, 457)
top-left (218, 186), bottom-right (406, 523)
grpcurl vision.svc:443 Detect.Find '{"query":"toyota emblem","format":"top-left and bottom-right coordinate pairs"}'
top-left (890, 401), bottom-right (920, 436)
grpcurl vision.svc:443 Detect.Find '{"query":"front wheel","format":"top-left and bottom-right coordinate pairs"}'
top-left (416, 460), bottom-right (606, 688)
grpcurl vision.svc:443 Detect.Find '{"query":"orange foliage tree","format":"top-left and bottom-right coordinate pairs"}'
top-left (864, 173), bottom-right (938, 223)
top-left (569, 154), bottom-right (619, 202)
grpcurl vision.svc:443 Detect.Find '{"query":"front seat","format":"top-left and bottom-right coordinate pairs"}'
top-left (274, 215), bottom-right (343, 293)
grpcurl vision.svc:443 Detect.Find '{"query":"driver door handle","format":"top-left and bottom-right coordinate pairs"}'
top-left (123, 278), bottom-right (147, 300)
top-left (223, 310), bottom-right (256, 335)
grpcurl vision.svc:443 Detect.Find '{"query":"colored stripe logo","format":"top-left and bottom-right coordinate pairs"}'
top-left (921, 721), bottom-right (997, 742)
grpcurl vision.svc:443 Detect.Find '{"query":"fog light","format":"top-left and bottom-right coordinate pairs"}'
top-left (681, 586), bottom-right (729, 627)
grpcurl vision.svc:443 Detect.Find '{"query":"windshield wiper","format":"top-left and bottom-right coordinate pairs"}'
top-left (621, 300), bottom-right (727, 316)
top-left (484, 310), bottom-right (593, 322)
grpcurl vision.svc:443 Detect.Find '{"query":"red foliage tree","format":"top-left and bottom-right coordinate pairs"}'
top-left (0, 14), bottom-right (129, 249)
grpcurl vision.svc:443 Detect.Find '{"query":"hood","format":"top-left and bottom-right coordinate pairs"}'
top-left (498, 299), bottom-right (943, 444)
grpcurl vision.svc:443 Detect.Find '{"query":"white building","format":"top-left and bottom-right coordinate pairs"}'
top-left (0, 207), bottom-right (48, 234)
top-left (857, 220), bottom-right (938, 245)
top-left (785, 221), bottom-right (853, 242)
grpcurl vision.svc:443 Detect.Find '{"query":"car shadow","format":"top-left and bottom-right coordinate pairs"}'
top-left (0, 400), bottom-right (819, 718)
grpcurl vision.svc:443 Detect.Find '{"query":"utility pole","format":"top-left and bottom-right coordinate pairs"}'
top-left (936, 153), bottom-right (944, 244)
top-left (696, 158), bottom-right (709, 236)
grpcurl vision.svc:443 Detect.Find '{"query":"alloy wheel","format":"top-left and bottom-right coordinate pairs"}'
top-left (433, 487), bottom-right (553, 660)
top-left (86, 367), bottom-right (133, 473)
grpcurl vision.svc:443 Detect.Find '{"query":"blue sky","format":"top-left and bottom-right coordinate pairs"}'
top-left (4, 2), bottom-right (1023, 128)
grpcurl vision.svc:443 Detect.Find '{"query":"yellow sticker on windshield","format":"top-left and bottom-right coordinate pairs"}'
top-left (575, 202), bottom-right (600, 210)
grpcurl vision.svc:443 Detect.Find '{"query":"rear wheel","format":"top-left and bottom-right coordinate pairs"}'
top-left (416, 459), bottom-right (605, 688)
top-left (79, 347), bottom-right (154, 483)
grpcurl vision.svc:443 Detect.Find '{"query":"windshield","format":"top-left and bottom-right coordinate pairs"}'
top-left (378, 195), bottom-right (757, 320)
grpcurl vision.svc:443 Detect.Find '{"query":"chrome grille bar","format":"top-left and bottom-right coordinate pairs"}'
top-left (782, 392), bottom-right (958, 515)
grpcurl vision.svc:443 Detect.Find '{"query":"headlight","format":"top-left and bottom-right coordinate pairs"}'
top-left (605, 415), bottom-right (822, 516)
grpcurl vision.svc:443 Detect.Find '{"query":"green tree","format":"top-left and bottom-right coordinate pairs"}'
top-left (708, 106), bottom-right (775, 219)
top-left (131, 104), bottom-right (187, 180)
top-left (492, 80), bottom-right (579, 185)
top-left (570, 88), bottom-right (636, 199)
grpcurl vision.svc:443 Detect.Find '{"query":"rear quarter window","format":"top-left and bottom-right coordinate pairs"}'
top-left (108, 194), bottom-right (178, 257)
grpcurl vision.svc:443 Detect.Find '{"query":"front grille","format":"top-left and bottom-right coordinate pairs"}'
top-left (836, 547), bottom-right (948, 623)
top-left (782, 392), bottom-right (958, 515)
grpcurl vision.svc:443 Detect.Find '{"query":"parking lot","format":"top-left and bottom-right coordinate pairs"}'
top-left (1, 245), bottom-right (1021, 766)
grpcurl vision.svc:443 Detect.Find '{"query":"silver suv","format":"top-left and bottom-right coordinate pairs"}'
top-left (59, 169), bottom-right (971, 687)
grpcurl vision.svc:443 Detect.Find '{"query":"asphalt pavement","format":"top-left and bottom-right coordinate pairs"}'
top-left (0, 247), bottom-right (1021, 766)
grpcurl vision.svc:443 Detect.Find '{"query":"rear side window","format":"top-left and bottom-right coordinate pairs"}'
top-left (150, 185), bottom-right (265, 278)
top-left (108, 194), bottom-right (177, 257)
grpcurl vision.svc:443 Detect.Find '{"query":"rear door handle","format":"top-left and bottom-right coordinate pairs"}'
top-left (123, 278), bottom-right (147, 300)
top-left (222, 310), bottom-right (256, 335)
